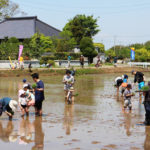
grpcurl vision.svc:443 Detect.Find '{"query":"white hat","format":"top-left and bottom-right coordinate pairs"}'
top-left (9, 135), bottom-right (17, 142)
top-left (23, 84), bottom-right (28, 88)
top-left (9, 100), bottom-right (18, 112)
top-left (19, 89), bottom-right (25, 97)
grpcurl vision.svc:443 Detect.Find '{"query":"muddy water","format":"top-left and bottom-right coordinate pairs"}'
top-left (0, 73), bottom-right (149, 150)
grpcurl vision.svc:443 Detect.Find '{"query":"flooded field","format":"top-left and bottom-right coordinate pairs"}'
top-left (0, 73), bottom-right (149, 150)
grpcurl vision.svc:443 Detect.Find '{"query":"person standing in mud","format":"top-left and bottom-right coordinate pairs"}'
top-left (80, 55), bottom-right (84, 68)
top-left (31, 73), bottom-right (45, 116)
top-left (123, 84), bottom-right (134, 110)
top-left (143, 82), bottom-right (150, 126)
top-left (132, 70), bottom-right (145, 99)
top-left (121, 74), bottom-right (128, 96)
top-left (63, 70), bottom-right (74, 99)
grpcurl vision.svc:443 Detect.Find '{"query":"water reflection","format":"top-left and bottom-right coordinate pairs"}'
top-left (123, 113), bottom-right (132, 136)
top-left (63, 104), bottom-right (74, 135)
top-left (144, 127), bottom-right (150, 150)
top-left (18, 118), bottom-right (34, 144)
top-left (0, 121), bottom-right (15, 143)
top-left (32, 117), bottom-right (44, 150)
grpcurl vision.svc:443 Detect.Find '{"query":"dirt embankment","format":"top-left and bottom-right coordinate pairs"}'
top-left (0, 66), bottom-right (149, 77)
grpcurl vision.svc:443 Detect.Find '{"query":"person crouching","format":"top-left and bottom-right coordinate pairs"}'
top-left (0, 97), bottom-right (17, 120)
top-left (124, 84), bottom-right (135, 110)
top-left (18, 89), bottom-right (29, 117)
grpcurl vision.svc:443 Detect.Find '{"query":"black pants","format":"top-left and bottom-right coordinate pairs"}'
top-left (144, 101), bottom-right (150, 124)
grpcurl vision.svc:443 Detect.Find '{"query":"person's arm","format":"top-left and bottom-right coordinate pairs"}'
top-left (62, 76), bottom-right (67, 84)
top-left (5, 111), bottom-right (12, 117)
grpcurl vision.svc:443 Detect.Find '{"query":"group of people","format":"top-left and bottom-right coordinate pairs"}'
top-left (0, 73), bottom-right (45, 120)
top-left (115, 70), bottom-right (150, 125)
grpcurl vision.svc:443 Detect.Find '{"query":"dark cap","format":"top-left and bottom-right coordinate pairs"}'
top-left (131, 70), bottom-right (135, 74)
top-left (22, 79), bottom-right (26, 83)
top-left (127, 84), bottom-right (132, 89)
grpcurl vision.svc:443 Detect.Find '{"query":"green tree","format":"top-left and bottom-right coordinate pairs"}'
top-left (0, 37), bottom-right (20, 59)
top-left (30, 33), bottom-right (54, 58)
top-left (130, 43), bottom-right (143, 50)
top-left (94, 43), bottom-right (105, 53)
top-left (63, 14), bottom-right (100, 44)
top-left (56, 30), bottom-right (76, 52)
top-left (145, 41), bottom-right (150, 51)
top-left (80, 37), bottom-right (98, 63)
top-left (0, 0), bottom-right (24, 21)
top-left (135, 48), bottom-right (148, 62)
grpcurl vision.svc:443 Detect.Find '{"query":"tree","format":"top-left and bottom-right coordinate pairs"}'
top-left (30, 33), bottom-right (54, 58)
top-left (63, 14), bottom-right (100, 44)
top-left (0, 0), bottom-right (24, 21)
top-left (56, 30), bottom-right (76, 52)
top-left (135, 48), bottom-right (148, 62)
top-left (94, 43), bottom-right (105, 53)
top-left (80, 37), bottom-right (98, 63)
top-left (145, 41), bottom-right (150, 51)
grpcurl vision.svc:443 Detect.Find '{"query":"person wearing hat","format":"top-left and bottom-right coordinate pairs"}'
top-left (18, 88), bottom-right (29, 117)
top-left (66, 87), bottom-right (74, 104)
top-left (142, 81), bottom-right (150, 125)
top-left (124, 84), bottom-right (135, 110)
top-left (0, 97), bottom-right (17, 120)
top-left (121, 74), bottom-right (128, 96)
top-left (22, 79), bottom-right (32, 91)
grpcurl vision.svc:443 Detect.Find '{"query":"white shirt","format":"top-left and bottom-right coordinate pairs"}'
top-left (115, 77), bottom-right (122, 83)
top-left (19, 97), bottom-right (27, 105)
top-left (63, 75), bottom-right (74, 84)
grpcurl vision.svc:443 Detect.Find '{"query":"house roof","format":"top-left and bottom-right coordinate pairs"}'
top-left (0, 16), bottom-right (61, 39)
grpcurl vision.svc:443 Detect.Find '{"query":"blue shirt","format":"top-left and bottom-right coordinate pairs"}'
top-left (35, 80), bottom-right (45, 102)
top-left (68, 56), bottom-right (71, 61)
top-left (0, 97), bottom-right (11, 112)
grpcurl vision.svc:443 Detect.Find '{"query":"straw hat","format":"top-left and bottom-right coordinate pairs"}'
top-left (9, 100), bottom-right (18, 112)
top-left (9, 135), bottom-right (17, 142)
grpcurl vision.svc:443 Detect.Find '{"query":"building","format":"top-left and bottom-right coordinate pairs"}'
top-left (0, 16), bottom-right (61, 41)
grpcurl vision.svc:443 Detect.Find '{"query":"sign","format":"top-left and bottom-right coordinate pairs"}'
top-left (131, 47), bottom-right (135, 60)
top-left (18, 45), bottom-right (23, 61)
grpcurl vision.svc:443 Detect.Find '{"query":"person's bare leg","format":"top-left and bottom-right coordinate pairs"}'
top-left (39, 109), bottom-right (42, 116)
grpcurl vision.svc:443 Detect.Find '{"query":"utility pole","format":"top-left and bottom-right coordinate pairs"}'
top-left (114, 36), bottom-right (116, 55)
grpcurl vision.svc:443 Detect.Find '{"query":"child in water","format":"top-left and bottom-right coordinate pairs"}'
top-left (124, 84), bottom-right (135, 110)
top-left (67, 87), bottom-right (74, 104)
top-left (121, 74), bottom-right (128, 96)
top-left (18, 89), bottom-right (29, 117)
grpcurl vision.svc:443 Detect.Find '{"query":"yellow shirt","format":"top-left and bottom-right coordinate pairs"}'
top-left (20, 57), bottom-right (23, 62)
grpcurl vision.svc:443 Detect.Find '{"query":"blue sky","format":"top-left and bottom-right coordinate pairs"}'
top-left (13, 0), bottom-right (150, 49)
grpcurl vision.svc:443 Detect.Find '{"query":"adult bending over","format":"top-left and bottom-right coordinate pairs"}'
top-left (0, 97), bottom-right (17, 120)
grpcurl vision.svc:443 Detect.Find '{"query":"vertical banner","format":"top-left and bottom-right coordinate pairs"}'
top-left (18, 45), bottom-right (23, 61)
top-left (131, 47), bottom-right (135, 60)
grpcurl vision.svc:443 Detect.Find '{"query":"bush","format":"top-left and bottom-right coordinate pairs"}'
top-left (54, 52), bottom-right (82, 60)
top-left (47, 60), bottom-right (55, 66)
